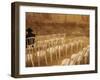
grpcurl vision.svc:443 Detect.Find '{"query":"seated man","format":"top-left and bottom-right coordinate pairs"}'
top-left (26, 28), bottom-right (36, 47)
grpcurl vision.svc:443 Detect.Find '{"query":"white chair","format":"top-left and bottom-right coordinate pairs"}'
top-left (61, 58), bottom-right (70, 65)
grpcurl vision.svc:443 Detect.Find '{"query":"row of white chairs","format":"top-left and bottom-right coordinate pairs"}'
top-left (26, 37), bottom-right (89, 67)
top-left (61, 46), bottom-right (89, 65)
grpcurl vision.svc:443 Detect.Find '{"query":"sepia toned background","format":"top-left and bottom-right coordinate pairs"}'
top-left (26, 12), bottom-right (89, 36)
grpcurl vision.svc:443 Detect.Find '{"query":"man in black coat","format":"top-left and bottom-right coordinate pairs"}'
top-left (26, 28), bottom-right (36, 46)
